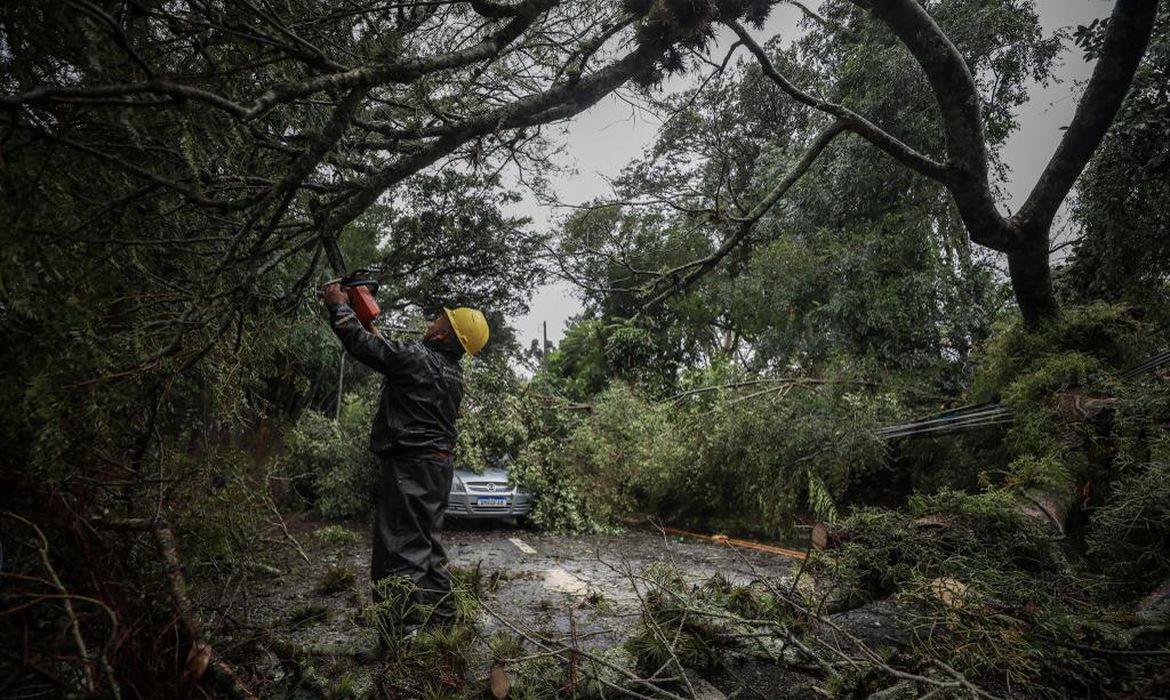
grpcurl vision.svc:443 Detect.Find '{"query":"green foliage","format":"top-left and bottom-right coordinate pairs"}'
top-left (509, 436), bottom-right (600, 533)
top-left (365, 576), bottom-right (423, 648)
top-left (999, 351), bottom-right (1102, 472)
top-left (828, 489), bottom-right (1064, 606)
top-left (825, 491), bottom-right (1134, 697)
top-left (1066, 6), bottom-right (1170, 313)
top-left (0, 9), bottom-right (561, 689)
top-left (626, 563), bottom-right (717, 675)
top-left (362, 172), bottom-right (547, 318)
top-left (1087, 462), bottom-right (1170, 590)
top-left (514, 367), bottom-right (890, 537)
top-left (603, 323), bottom-right (661, 384)
top-left (544, 318), bottom-right (612, 400)
top-left (287, 603), bottom-right (332, 629)
top-left (559, 0), bottom-right (1064, 387)
top-left (1, 3), bottom-right (1164, 696)
top-left (167, 446), bottom-right (284, 571)
top-left (455, 355), bottom-right (533, 474)
top-left (285, 387), bottom-right (378, 519)
top-left (547, 383), bottom-right (688, 526)
top-left (544, 315), bottom-right (685, 400)
top-left (314, 525), bottom-right (363, 548)
top-left (1111, 373), bottom-right (1170, 468)
top-left (675, 374), bottom-right (889, 537)
top-left (1001, 454), bottom-right (1071, 492)
top-left (971, 303), bottom-right (1153, 487)
top-left (449, 356), bottom-right (607, 532)
top-left (973, 303), bottom-right (1147, 401)
top-left (806, 472), bottom-right (840, 523)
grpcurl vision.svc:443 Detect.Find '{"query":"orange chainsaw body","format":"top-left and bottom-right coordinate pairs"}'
top-left (346, 285), bottom-right (380, 331)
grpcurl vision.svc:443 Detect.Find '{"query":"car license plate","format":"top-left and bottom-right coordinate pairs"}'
top-left (476, 496), bottom-right (508, 508)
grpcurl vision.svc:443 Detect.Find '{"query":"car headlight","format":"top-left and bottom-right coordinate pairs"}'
top-left (451, 476), bottom-right (466, 493)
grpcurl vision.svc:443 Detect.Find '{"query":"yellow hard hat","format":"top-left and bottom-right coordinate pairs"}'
top-left (444, 307), bottom-right (489, 355)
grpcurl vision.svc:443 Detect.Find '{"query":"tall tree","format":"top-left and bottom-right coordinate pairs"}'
top-left (557, 0), bottom-right (1053, 379)
top-left (727, 0), bottom-right (1160, 326)
top-left (568, 0), bottom-right (1159, 327)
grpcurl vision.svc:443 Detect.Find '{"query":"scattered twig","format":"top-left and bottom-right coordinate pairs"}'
top-left (475, 597), bottom-right (692, 700)
top-left (263, 471), bottom-right (310, 564)
top-left (720, 542), bottom-right (1003, 700)
top-left (93, 516), bottom-right (259, 699)
top-left (3, 512), bottom-right (101, 695)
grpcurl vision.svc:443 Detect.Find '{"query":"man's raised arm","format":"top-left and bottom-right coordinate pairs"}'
top-left (322, 282), bottom-right (405, 375)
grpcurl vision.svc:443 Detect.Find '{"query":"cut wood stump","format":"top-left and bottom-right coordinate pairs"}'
top-left (811, 522), bottom-right (842, 551)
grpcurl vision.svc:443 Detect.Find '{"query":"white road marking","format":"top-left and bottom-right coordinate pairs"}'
top-left (508, 537), bottom-right (537, 555)
top-left (542, 567), bottom-right (590, 596)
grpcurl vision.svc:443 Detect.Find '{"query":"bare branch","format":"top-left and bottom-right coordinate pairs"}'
top-left (642, 121), bottom-right (848, 311)
top-left (1, 0), bottom-right (556, 121)
top-left (727, 20), bottom-right (951, 181)
top-left (1012, 0), bottom-right (1160, 237)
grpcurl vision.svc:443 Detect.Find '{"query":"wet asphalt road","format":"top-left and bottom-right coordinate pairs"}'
top-left (443, 520), bottom-right (800, 645)
top-left (242, 517), bottom-right (809, 698)
top-left (252, 517), bottom-right (800, 650)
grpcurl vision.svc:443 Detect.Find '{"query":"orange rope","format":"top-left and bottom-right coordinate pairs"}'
top-left (658, 526), bottom-right (808, 561)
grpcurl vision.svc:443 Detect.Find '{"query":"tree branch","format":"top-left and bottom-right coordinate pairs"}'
top-left (849, 0), bottom-right (1014, 251)
top-left (727, 19), bottom-right (951, 182)
top-left (321, 36), bottom-right (671, 235)
top-left (1, 0), bottom-right (556, 121)
top-left (1011, 0), bottom-right (1160, 238)
top-left (641, 121), bottom-right (848, 311)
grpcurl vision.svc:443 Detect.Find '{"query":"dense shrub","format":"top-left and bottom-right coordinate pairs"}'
top-left (284, 386), bottom-right (378, 518)
top-left (454, 356), bottom-right (536, 475)
top-left (550, 383), bottom-right (687, 525)
top-left (673, 376), bottom-right (889, 535)
top-left (967, 303), bottom-right (1159, 490)
top-left (1087, 461), bottom-right (1170, 591)
top-left (167, 445), bottom-right (286, 574)
top-left (508, 370), bottom-right (890, 537)
top-left (302, 303), bottom-right (1167, 552)
top-left (972, 302), bottom-right (1148, 402)
top-left (823, 489), bottom-right (1165, 698)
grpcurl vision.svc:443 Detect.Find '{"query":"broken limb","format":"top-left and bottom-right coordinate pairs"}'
top-left (593, 541), bottom-right (1001, 698)
top-left (476, 597), bottom-right (693, 700)
top-left (718, 541), bottom-right (1004, 700)
top-left (95, 516), bottom-right (259, 699)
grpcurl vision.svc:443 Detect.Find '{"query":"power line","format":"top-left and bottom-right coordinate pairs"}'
top-left (878, 346), bottom-right (1170, 440)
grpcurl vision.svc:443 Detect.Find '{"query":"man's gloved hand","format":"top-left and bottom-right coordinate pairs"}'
top-left (322, 281), bottom-right (347, 306)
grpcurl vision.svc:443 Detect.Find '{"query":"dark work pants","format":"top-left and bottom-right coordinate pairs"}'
top-left (371, 451), bottom-right (456, 627)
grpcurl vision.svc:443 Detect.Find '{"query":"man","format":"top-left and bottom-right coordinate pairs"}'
top-left (322, 282), bottom-right (489, 639)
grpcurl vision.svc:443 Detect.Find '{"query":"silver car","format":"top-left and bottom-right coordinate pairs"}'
top-left (445, 467), bottom-right (533, 519)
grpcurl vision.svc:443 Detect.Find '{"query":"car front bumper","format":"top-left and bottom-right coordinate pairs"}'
top-left (445, 490), bottom-right (533, 518)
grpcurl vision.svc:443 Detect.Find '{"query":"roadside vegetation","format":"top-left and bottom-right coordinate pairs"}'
top-left (2, 0), bottom-right (1168, 698)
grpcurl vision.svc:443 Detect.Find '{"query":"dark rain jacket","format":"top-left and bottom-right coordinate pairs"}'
top-left (327, 302), bottom-right (464, 455)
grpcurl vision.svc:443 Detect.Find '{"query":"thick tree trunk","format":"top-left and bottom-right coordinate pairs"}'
top-left (1007, 242), bottom-right (1059, 329)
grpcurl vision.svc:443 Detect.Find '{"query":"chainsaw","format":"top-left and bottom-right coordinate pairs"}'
top-left (318, 232), bottom-right (382, 332)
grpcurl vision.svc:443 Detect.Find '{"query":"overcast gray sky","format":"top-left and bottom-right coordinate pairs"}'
top-left (507, 0), bottom-right (1115, 348)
